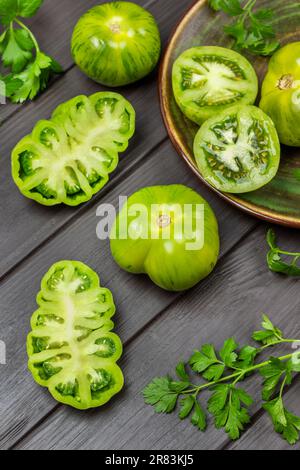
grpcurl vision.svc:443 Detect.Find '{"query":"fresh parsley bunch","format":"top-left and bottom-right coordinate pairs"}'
top-left (143, 315), bottom-right (300, 445)
top-left (0, 0), bottom-right (62, 103)
top-left (208, 0), bottom-right (280, 56)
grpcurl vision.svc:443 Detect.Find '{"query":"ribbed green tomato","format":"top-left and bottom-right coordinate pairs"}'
top-left (110, 185), bottom-right (220, 292)
top-left (260, 42), bottom-right (300, 147)
top-left (194, 105), bottom-right (281, 194)
top-left (71, 2), bottom-right (161, 87)
top-left (172, 46), bottom-right (258, 125)
top-left (27, 261), bottom-right (123, 410)
top-left (12, 92), bottom-right (135, 206)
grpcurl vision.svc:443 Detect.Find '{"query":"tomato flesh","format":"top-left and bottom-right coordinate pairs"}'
top-left (27, 261), bottom-right (123, 410)
top-left (260, 42), bottom-right (300, 147)
top-left (194, 105), bottom-right (281, 194)
top-left (71, 2), bottom-right (161, 87)
top-left (12, 92), bottom-right (135, 206)
top-left (110, 185), bottom-right (220, 292)
top-left (172, 46), bottom-right (258, 125)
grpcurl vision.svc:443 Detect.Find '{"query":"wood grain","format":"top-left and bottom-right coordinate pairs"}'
top-left (0, 138), bottom-right (256, 450)
top-left (0, 0), bottom-right (193, 279)
top-left (14, 226), bottom-right (300, 450)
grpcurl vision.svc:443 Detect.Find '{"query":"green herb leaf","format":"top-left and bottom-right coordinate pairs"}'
top-left (267, 229), bottom-right (300, 277)
top-left (6, 52), bottom-right (62, 103)
top-left (179, 395), bottom-right (195, 419)
top-left (191, 399), bottom-right (207, 431)
top-left (260, 358), bottom-right (287, 400)
top-left (219, 338), bottom-right (238, 367)
top-left (143, 377), bottom-right (179, 414)
top-left (189, 344), bottom-right (219, 373)
top-left (252, 314), bottom-right (283, 345)
top-left (208, 0), bottom-right (244, 16)
top-left (0, 28), bottom-right (34, 73)
top-left (0, 0), bottom-right (43, 25)
top-left (176, 362), bottom-right (189, 381)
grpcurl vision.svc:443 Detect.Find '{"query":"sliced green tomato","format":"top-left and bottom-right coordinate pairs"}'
top-left (194, 105), bottom-right (281, 194)
top-left (12, 92), bottom-right (135, 206)
top-left (260, 42), bottom-right (300, 147)
top-left (71, 2), bottom-right (161, 87)
top-left (110, 185), bottom-right (220, 292)
top-left (27, 261), bottom-right (123, 410)
top-left (172, 46), bottom-right (258, 125)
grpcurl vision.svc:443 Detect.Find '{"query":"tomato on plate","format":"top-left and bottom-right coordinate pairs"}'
top-left (194, 105), bottom-right (280, 194)
top-left (110, 185), bottom-right (220, 292)
top-left (172, 46), bottom-right (258, 125)
top-left (260, 42), bottom-right (300, 147)
top-left (12, 92), bottom-right (135, 206)
top-left (27, 261), bottom-right (124, 410)
top-left (71, 2), bottom-right (161, 87)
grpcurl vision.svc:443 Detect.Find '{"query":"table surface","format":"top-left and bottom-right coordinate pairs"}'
top-left (0, 0), bottom-right (299, 451)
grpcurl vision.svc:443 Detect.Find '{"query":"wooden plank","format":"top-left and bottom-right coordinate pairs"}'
top-left (0, 0), bottom-right (193, 279)
top-left (0, 0), bottom-right (157, 123)
top-left (14, 225), bottom-right (300, 450)
top-left (0, 139), bottom-right (256, 449)
top-left (227, 378), bottom-right (300, 450)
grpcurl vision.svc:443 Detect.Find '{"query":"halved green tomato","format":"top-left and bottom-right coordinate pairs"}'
top-left (194, 105), bottom-right (281, 194)
top-left (110, 185), bottom-right (220, 292)
top-left (260, 42), bottom-right (300, 147)
top-left (12, 92), bottom-right (135, 206)
top-left (71, 2), bottom-right (161, 87)
top-left (172, 46), bottom-right (258, 125)
top-left (27, 261), bottom-right (123, 410)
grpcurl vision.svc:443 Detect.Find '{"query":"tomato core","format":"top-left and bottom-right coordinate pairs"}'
top-left (277, 74), bottom-right (295, 90)
top-left (109, 23), bottom-right (121, 34)
top-left (157, 215), bottom-right (172, 228)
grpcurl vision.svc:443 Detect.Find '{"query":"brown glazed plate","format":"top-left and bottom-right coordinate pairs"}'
top-left (159, 0), bottom-right (300, 228)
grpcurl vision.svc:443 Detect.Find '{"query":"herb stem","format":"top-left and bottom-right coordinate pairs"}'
top-left (187, 353), bottom-right (297, 394)
top-left (15, 18), bottom-right (40, 54)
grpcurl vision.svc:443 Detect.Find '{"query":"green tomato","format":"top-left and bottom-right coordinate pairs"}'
top-left (260, 42), bottom-right (300, 147)
top-left (27, 261), bottom-right (124, 410)
top-left (71, 2), bottom-right (161, 87)
top-left (194, 105), bottom-right (281, 194)
top-left (172, 46), bottom-right (258, 125)
top-left (110, 185), bottom-right (220, 292)
top-left (12, 92), bottom-right (135, 206)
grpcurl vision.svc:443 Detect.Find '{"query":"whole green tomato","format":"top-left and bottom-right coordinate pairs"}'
top-left (110, 185), bottom-right (220, 292)
top-left (260, 42), bottom-right (300, 147)
top-left (71, 2), bottom-right (161, 87)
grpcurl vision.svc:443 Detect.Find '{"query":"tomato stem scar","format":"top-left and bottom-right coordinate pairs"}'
top-left (157, 215), bottom-right (172, 228)
top-left (277, 74), bottom-right (294, 90)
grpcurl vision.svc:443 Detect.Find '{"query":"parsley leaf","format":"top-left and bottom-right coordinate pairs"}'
top-left (0, 0), bottom-right (43, 25)
top-left (219, 338), bottom-right (239, 367)
top-left (0, 28), bottom-right (34, 73)
top-left (191, 399), bottom-right (207, 431)
top-left (176, 362), bottom-right (189, 381)
top-left (267, 229), bottom-right (300, 277)
top-left (179, 395), bottom-right (194, 419)
top-left (209, 0), bottom-right (280, 56)
top-left (143, 377), bottom-right (181, 414)
top-left (208, 385), bottom-right (253, 440)
top-left (252, 314), bottom-right (283, 345)
top-left (6, 52), bottom-right (62, 103)
top-left (263, 399), bottom-right (300, 445)
top-left (260, 358), bottom-right (291, 401)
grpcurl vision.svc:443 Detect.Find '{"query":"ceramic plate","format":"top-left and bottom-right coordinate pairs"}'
top-left (160, 0), bottom-right (300, 227)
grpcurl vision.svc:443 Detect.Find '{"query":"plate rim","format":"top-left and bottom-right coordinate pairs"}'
top-left (158, 0), bottom-right (300, 229)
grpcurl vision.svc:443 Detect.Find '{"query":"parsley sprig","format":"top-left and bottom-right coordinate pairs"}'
top-left (267, 229), bottom-right (300, 277)
top-left (0, 0), bottom-right (62, 103)
top-left (143, 315), bottom-right (300, 445)
top-left (208, 0), bottom-right (280, 56)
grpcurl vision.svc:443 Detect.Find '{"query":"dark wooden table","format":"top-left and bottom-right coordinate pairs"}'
top-left (0, 0), bottom-right (299, 451)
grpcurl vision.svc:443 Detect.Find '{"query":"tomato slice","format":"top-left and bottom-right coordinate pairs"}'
top-left (12, 92), bottom-right (135, 206)
top-left (172, 46), bottom-right (258, 125)
top-left (27, 261), bottom-right (123, 410)
top-left (194, 105), bottom-right (281, 194)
